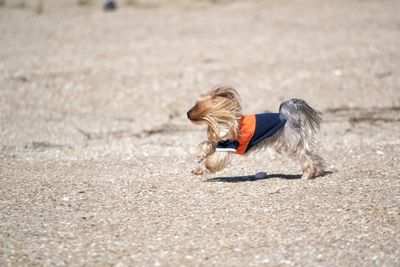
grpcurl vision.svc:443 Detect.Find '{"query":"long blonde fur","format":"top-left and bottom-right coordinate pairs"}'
top-left (188, 86), bottom-right (242, 142)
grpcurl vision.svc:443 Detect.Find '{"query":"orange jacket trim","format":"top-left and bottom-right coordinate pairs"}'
top-left (236, 115), bottom-right (256, 155)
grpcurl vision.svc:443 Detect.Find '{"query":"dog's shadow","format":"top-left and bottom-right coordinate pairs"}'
top-left (206, 171), bottom-right (333, 183)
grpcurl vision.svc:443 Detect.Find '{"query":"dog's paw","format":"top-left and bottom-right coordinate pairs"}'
top-left (191, 167), bottom-right (205, 175)
top-left (301, 170), bottom-right (316, 180)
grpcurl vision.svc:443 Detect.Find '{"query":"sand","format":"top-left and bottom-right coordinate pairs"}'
top-left (1, 0), bottom-right (399, 266)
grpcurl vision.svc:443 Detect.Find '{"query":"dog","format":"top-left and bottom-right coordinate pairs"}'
top-left (187, 86), bottom-right (325, 179)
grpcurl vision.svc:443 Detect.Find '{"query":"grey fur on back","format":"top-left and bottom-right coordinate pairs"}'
top-left (279, 99), bottom-right (322, 133)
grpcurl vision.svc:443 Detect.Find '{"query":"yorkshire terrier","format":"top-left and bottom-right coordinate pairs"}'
top-left (187, 86), bottom-right (325, 179)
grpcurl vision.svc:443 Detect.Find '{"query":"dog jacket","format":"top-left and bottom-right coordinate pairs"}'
top-left (216, 113), bottom-right (287, 155)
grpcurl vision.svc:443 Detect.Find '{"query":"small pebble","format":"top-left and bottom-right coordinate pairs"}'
top-left (333, 69), bottom-right (342, 76)
top-left (255, 172), bottom-right (267, 179)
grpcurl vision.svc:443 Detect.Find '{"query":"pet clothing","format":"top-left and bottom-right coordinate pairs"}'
top-left (216, 113), bottom-right (286, 155)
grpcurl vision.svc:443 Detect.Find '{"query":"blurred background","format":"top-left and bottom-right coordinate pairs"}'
top-left (1, 1), bottom-right (399, 266)
top-left (1, 0), bottom-right (399, 148)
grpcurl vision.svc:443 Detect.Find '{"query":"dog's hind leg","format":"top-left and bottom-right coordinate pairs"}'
top-left (298, 150), bottom-right (325, 179)
top-left (280, 130), bottom-right (325, 179)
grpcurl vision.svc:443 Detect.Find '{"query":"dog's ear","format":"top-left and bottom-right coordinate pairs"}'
top-left (213, 86), bottom-right (239, 100)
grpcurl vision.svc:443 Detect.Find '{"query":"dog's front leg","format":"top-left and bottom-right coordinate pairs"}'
top-left (196, 141), bottom-right (215, 163)
top-left (192, 151), bottom-right (232, 175)
top-left (192, 141), bottom-right (216, 175)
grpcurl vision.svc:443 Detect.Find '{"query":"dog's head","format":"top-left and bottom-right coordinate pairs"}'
top-left (187, 86), bottom-right (242, 142)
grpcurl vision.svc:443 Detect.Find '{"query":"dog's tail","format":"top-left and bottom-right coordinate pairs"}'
top-left (279, 99), bottom-right (322, 133)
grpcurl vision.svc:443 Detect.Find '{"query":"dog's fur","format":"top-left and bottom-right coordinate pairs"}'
top-left (187, 86), bottom-right (325, 179)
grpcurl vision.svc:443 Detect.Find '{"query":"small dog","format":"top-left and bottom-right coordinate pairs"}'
top-left (187, 86), bottom-right (325, 179)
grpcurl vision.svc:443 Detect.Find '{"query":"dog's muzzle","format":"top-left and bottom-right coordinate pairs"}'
top-left (187, 109), bottom-right (196, 120)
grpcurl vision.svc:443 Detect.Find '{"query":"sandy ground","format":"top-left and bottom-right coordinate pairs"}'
top-left (1, 0), bottom-right (400, 266)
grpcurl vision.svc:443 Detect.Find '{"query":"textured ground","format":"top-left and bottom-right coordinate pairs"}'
top-left (1, 0), bottom-right (400, 266)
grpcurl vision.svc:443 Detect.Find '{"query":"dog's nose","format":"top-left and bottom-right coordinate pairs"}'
top-left (187, 110), bottom-right (191, 119)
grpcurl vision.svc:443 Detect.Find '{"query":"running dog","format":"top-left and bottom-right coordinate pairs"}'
top-left (187, 86), bottom-right (325, 179)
